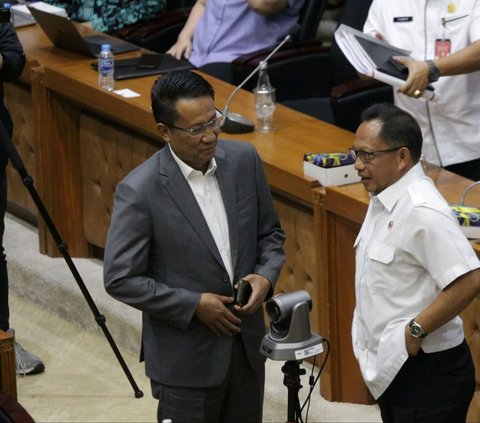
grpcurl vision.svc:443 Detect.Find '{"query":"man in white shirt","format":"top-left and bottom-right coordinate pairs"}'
top-left (364, 0), bottom-right (480, 181)
top-left (351, 103), bottom-right (480, 422)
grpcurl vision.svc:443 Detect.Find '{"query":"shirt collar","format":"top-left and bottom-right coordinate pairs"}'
top-left (374, 162), bottom-right (425, 212)
top-left (168, 144), bottom-right (217, 178)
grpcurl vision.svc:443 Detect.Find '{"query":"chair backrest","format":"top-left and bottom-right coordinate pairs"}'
top-left (165, 0), bottom-right (196, 11)
top-left (330, 0), bottom-right (373, 85)
top-left (289, 0), bottom-right (328, 43)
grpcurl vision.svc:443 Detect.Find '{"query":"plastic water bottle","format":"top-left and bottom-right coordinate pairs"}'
top-left (98, 44), bottom-right (114, 91)
top-left (3, 3), bottom-right (13, 26)
top-left (253, 61), bottom-right (276, 132)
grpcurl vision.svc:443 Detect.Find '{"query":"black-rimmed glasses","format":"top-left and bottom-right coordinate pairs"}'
top-left (167, 109), bottom-right (225, 137)
top-left (349, 145), bottom-right (407, 163)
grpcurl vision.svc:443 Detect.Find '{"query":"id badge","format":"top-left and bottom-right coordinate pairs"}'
top-left (435, 39), bottom-right (451, 57)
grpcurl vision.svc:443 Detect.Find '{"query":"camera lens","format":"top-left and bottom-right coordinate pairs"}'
top-left (265, 300), bottom-right (282, 323)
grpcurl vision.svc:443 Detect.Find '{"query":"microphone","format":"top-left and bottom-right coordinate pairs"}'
top-left (221, 35), bottom-right (292, 134)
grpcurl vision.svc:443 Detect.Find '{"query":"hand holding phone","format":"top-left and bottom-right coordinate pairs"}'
top-left (235, 279), bottom-right (252, 307)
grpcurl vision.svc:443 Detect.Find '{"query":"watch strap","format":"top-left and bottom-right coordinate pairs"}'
top-left (426, 60), bottom-right (440, 82)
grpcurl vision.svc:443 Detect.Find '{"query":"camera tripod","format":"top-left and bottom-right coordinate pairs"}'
top-left (282, 360), bottom-right (306, 423)
top-left (1, 123), bottom-right (143, 398)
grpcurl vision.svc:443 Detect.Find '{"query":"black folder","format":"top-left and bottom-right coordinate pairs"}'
top-left (353, 34), bottom-right (434, 90)
top-left (353, 35), bottom-right (411, 81)
top-left (91, 55), bottom-right (194, 80)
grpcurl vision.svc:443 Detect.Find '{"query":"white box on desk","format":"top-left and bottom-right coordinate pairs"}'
top-left (459, 226), bottom-right (480, 240)
top-left (303, 161), bottom-right (361, 186)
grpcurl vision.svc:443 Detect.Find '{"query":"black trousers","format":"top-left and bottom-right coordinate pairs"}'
top-left (0, 166), bottom-right (8, 332)
top-left (151, 335), bottom-right (265, 423)
top-left (377, 340), bottom-right (475, 423)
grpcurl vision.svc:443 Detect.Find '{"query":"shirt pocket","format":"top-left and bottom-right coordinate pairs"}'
top-left (367, 241), bottom-right (396, 292)
top-left (441, 13), bottom-right (470, 40)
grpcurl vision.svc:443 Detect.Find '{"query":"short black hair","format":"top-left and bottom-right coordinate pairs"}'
top-left (361, 103), bottom-right (423, 163)
top-left (151, 71), bottom-right (215, 126)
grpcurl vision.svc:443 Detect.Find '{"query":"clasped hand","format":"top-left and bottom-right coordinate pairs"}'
top-left (195, 274), bottom-right (271, 336)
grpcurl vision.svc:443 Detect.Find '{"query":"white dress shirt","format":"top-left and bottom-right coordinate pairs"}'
top-left (364, 0), bottom-right (480, 167)
top-left (169, 146), bottom-right (234, 284)
top-left (353, 163), bottom-right (480, 399)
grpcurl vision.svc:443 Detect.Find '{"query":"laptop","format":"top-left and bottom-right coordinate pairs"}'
top-left (27, 5), bottom-right (140, 57)
top-left (91, 56), bottom-right (194, 80)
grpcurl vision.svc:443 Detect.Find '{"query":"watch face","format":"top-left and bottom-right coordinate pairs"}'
top-left (409, 321), bottom-right (425, 338)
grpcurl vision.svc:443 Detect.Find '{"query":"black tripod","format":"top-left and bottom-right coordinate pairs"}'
top-left (1, 123), bottom-right (143, 398)
top-left (281, 360), bottom-right (306, 423)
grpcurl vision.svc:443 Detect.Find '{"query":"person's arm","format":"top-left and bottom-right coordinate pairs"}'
top-left (0, 22), bottom-right (25, 81)
top-left (394, 39), bottom-right (480, 97)
top-left (248, 0), bottom-right (289, 16)
top-left (166, 0), bottom-right (206, 60)
top-left (405, 268), bottom-right (480, 356)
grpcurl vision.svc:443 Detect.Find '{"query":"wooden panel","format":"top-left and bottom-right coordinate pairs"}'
top-left (4, 82), bottom-right (37, 222)
top-left (79, 112), bottom-right (161, 248)
top-left (273, 195), bottom-right (319, 333)
top-left (0, 330), bottom-right (16, 399)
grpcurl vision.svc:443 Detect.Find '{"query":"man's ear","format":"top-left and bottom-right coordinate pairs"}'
top-left (156, 122), bottom-right (171, 144)
top-left (398, 146), bottom-right (411, 171)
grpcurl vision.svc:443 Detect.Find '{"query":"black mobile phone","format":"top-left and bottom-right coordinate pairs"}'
top-left (136, 53), bottom-right (163, 69)
top-left (235, 279), bottom-right (252, 307)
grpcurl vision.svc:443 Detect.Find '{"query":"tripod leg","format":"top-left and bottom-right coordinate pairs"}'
top-left (282, 360), bottom-right (305, 423)
top-left (0, 123), bottom-right (143, 398)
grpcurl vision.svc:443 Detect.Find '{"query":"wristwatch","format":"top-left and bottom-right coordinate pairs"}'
top-left (426, 60), bottom-right (440, 82)
top-left (408, 319), bottom-right (427, 339)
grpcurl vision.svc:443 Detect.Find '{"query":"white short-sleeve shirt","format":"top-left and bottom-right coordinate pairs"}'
top-left (364, 0), bottom-right (480, 167)
top-left (353, 163), bottom-right (480, 399)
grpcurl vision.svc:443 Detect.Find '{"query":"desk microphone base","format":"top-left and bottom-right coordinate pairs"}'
top-left (222, 112), bottom-right (255, 134)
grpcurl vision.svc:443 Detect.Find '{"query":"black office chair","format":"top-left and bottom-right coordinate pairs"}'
top-left (230, 0), bottom-right (328, 91)
top-left (232, 0), bottom-right (393, 132)
top-left (289, 0), bottom-right (328, 44)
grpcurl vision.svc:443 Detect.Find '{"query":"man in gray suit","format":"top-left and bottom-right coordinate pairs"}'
top-left (104, 70), bottom-right (285, 423)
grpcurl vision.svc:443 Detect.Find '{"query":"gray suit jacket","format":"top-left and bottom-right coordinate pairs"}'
top-left (104, 139), bottom-right (285, 387)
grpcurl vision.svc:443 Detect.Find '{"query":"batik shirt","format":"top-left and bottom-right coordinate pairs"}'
top-left (44, 0), bottom-right (166, 33)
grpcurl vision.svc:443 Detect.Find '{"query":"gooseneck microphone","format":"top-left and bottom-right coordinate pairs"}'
top-left (221, 34), bottom-right (292, 134)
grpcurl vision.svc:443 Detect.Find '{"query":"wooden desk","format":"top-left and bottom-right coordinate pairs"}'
top-left (5, 24), bottom-right (479, 406)
top-left (0, 330), bottom-right (16, 399)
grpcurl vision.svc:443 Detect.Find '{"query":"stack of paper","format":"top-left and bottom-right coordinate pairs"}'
top-left (334, 24), bottom-right (436, 101)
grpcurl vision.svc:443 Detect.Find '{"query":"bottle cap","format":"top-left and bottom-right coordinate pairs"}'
top-left (101, 44), bottom-right (111, 51)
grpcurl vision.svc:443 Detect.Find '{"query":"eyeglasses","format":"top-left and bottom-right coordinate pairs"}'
top-left (167, 109), bottom-right (225, 137)
top-left (349, 145), bottom-right (407, 163)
